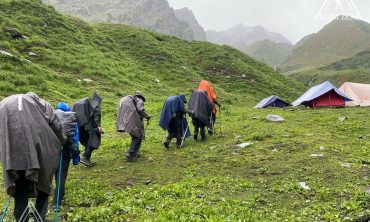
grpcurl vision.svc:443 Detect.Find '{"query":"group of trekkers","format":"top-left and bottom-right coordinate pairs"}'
top-left (0, 80), bottom-right (220, 221)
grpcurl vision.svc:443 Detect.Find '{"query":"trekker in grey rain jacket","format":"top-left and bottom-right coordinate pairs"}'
top-left (117, 93), bottom-right (151, 162)
top-left (0, 92), bottom-right (66, 221)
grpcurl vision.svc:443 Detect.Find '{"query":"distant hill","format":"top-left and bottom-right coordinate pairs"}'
top-left (42, 0), bottom-right (207, 41)
top-left (206, 24), bottom-right (291, 50)
top-left (280, 16), bottom-right (370, 72)
top-left (174, 8), bottom-right (207, 41)
top-left (244, 40), bottom-right (293, 68)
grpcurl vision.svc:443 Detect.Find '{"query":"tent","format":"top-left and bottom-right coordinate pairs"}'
top-left (255, 95), bottom-right (290, 108)
top-left (339, 82), bottom-right (370, 106)
top-left (292, 81), bottom-right (352, 108)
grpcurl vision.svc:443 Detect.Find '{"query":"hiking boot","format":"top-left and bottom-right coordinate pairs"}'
top-left (208, 128), bottom-right (213, 135)
top-left (176, 144), bottom-right (182, 149)
top-left (81, 157), bottom-right (96, 167)
top-left (163, 141), bottom-right (170, 148)
top-left (126, 153), bottom-right (137, 162)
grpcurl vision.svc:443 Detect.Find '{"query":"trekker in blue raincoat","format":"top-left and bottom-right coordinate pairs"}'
top-left (159, 94), bottom-right (191, 148)
top-left (52, 102), bottom-right (80, 211)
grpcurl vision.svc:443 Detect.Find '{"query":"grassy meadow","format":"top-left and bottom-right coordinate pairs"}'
top-left (0, 0), bottom-right (369, 221)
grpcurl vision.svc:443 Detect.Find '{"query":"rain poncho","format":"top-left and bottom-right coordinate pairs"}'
top-left (72, 93), bottom-right (102, 149)
top-left (198, 80), bottom-right (218, 113)
top-left (188, 90), bottom-right (213, 127)
top-left (0, 93), bottom-right (65, 197)
top-left (159, 94), bottom-right (190, 138)
top-left (117, 95), bottom-right (149, 138)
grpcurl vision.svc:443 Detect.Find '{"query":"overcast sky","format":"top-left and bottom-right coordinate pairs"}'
top-left (167, 0), bottom-right (370, 43)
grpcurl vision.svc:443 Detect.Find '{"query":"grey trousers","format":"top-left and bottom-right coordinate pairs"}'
top-left (53, 147), bottom-right (71, 206)
top-left (128, 135), bottom-right (143, 156)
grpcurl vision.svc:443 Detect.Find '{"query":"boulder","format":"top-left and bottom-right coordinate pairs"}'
top-left (266, 114), bottom-right (284, 122)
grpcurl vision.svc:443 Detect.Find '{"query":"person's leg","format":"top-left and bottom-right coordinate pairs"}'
top-left (53, 148), bottom-right (71, 208)
top-left (35, 190), bottom-right (49, 221)
top-left (208, 113), bottom-right (216, 135)
top-left (200, 126), bottom-right (206, 141)
top-left (127, 135), bottom-right (142, 161)
top-left (175, 114), bottom-right (183, 147)
top-left (165, 118), bottom-right (176, 148)
top-left (14, 172), bottom-right (29, 221)
top-left (193, 118), bottom-right (199, 140)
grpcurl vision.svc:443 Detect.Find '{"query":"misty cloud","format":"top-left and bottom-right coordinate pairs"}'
top-left (167, 0), bottom-right (370, 43)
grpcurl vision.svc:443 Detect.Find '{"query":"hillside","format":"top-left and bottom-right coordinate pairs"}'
top-left (291, 50), bottom-right (370, 86)
top-left (206, 24), bottom-right (291, 51)
top-left (280, 17), bottom-right (370, 72)
top-left (244, 40), bottom-right (293, 68)
top-left (42, 0), bottom-right (200, 40)
top-left (1, 1), bottom-right (370, 221)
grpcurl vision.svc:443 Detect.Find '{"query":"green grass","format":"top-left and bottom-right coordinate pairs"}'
top-left (0, 1), bottom-right (369, 221)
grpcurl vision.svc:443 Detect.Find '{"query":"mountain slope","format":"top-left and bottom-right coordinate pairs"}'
top-left (207, 24), bottom-right (291, 51)
top-left (244, 40), bottom-right (293, 68)
top-left (42, 0), bottom-right (196, 40)
top-left (0, 0), bottom-right (303, 104)
top-left (174, 7), bottom-right (207, 41)
top-left (280, 17), bottom-right (370, 72)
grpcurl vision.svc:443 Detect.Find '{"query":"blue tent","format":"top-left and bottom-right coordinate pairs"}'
top-left (255, 95), bottom-right (291, 108)
top-left (292, 81), bottom-right (352, 107)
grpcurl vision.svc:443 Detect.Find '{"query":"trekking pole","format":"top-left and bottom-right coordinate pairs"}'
top-left (219, 107), bottom-right (222, 134)
top-left (0, 196), bottom-right (11, 222)
top-left (55, 151), bottom-right (63, 222)
top-left (180, 117), bottom-right (190, 148)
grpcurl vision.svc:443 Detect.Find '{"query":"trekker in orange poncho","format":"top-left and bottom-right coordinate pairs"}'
top-left (197, 80), bottom-right (222, 134)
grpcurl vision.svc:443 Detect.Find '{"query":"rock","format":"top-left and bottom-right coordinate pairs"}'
top-left (299, 182), bottom-right (311, 190)
top-left (365, 187), bottom-right (370, 194)
top-left (311, 154), bottom-right (325, 157)
top-left (266, 114), bottom-right (284, 122)
top-left (83, 79), bottom-right (93, 82)
top-left (23, 59), bottom-right (32, 63)
top-left (127, 178), bottom-right (134, 187)
top-left (77, 79), bottom-right (82, 82)
top-left (338, 117), bottom-right (347, 122)
top-left (144, 206), bottom-right (155, 212)
top-left (242, 74), bottom-right (246, 78)
top-left (4, 27), bottom-right (23, 39)
top-left (196, 194), bottom-right (205, 199)
top-left (237, 142), bottom-right (252, 148)
top-left (174, 8), bottom-right (207, 41)
top-left (341, 163), bottom-right (351, 168)
top-left (319, 146), bottom-right (326, 151)
top-left (272, 149), bottom-right (278, 153)
top-left (0, 50), bottom-right (13, 57)
top-left (28, 51), bottom-right (37, 56)
top-left (154, 79), bottom-right (160, 84)
top-left (144, 180), bottom-right (153, 185)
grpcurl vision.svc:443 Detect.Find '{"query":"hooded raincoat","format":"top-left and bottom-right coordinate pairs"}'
top-left (117, 95), bottom-right (149, 138)
top-left (0, 93), bottom-right (65, 197)
top-left (72, 93), bottom-right (102, 149)
top-left (188, 90), bottom-right (213, 127)
top-left (159, 94), bottom-right (190, 138)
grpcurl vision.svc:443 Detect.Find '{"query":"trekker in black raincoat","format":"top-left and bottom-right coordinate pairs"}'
top-left (116, 93), bottom-right (151, 162)
top-left (159, 94), bottom-right (191, 148)
top-left (0, 93), bottom-right (66, 221)
top-left (72, 93), bottom-right (103, 167)
top-left (188, 90), bottom-right (213, 141)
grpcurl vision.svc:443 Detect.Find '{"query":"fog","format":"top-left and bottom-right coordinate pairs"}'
top-left (167, 0), bottom-right (370, 43)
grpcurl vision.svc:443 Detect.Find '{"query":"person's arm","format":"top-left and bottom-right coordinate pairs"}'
top-left (136, 99), bottom-right (151, 120)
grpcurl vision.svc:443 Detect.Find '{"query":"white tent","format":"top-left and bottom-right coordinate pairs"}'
top-left (339, 82), bottom-right (370, 106)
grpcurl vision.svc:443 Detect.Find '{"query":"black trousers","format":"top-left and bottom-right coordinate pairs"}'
top-left (14, 172), bottom-right (49, 221)
top-left (82, 145), bottom-right (96, 159)
top-left (167, 113), bottom-right (184, 146)
top-left (128, 135), bottom-right (143, 156)
top-left (53, 147), bottom-right (71, 207)
top-left (192, 118), bottom-right (206, 140)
